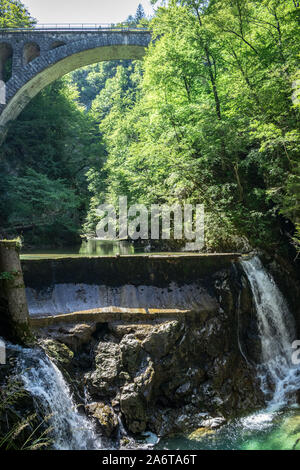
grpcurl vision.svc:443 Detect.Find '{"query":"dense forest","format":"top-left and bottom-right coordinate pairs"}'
top-left (0, 0), bottom-right (299, 254)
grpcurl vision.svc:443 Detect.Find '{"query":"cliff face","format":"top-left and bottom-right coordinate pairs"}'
top-left (38, 263), bottom-right (265, 439)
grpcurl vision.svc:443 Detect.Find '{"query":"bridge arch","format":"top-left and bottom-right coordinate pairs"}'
top-left (0, 31), bottom-right (151, 141)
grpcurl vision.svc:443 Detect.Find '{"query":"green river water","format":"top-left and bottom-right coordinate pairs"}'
top-left (155, 408), bottom-right (300, 450)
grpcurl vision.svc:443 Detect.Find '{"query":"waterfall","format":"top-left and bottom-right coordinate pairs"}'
top-left (241, 256), bottom-right (300, 409)
top-left (14, 346), bottom-right (101, 450)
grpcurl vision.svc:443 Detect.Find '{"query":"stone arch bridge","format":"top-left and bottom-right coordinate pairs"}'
top-left (0, 26), bottom-right (151, 142)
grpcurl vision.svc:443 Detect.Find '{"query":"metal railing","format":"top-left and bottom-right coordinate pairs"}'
top-left (0, 23), bottom-right (150, 32)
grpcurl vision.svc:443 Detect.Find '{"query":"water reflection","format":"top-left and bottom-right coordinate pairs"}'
top-left (79, 239), bottom-right (135, 256)
top-left (21, 239), bottom-right (138, 259)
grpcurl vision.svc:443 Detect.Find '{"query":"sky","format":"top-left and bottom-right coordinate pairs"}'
top-left (22, 0), bottom-right (154, 25)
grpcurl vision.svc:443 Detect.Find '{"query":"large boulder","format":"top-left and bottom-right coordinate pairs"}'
top-left (120, 383), bottom-right (147, 433)
top-left (141, 321), bottom-right (184, 359)
top-left (42, 323), bottom-right (97, 352)
top-left (85, 342), bottom-right (121, 397)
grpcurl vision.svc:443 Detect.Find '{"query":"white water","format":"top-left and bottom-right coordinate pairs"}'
top-left (26, 282), bottom-right (216, 316)
top-left (241, 256), bottom-right (300, 409)
top-left (16, 347), bottom-right (101, 450)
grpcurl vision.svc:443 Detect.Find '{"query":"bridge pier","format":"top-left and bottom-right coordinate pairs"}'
top-left (0, 240), bottom-right (32, 343)
top-left (11, 48), bottom-right (23, 75)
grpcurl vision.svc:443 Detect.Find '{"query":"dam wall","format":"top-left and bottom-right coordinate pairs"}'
top-left (21, 254), bottom-right (240, 289)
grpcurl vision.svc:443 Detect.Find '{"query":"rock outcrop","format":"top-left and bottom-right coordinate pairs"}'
top-left (35, 264), bottom-right (265, 439)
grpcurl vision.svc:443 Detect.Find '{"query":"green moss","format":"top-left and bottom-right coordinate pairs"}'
top-left (0, 270), bottom-right (18, 281)
top-left (40, 339), bottom-right (74, 365)
top-left (0, 239), bottom-right (22, 251)
top-left (12, 322), bottom-right (36, 347)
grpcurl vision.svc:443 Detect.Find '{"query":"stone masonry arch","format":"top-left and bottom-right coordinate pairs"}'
top-left (0, 30), bottom-right (151, 143)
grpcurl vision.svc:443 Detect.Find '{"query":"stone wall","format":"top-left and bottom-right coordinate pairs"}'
top-left (22, 254), bottom-right (240, 290)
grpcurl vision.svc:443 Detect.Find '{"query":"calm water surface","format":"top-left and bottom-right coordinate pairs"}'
top-left (21, 240), bottom-right (143, 259)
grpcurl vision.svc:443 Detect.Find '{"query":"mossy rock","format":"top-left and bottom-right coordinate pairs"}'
top-left (188, 427), bottom-right (215, 440)
top-left (86, 402), bottom-right (118, 437)
top-left (39, 339), bottom-right (74, 366)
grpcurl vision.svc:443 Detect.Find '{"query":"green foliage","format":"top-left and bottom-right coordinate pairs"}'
top-left (0, 0), bottom-right (35, 28)
top-left (83, 0), bottom-right (300, 252)
top-left (1, 0), bottom-right (299, 253)
top-left (0, 378), bottom-right (52, 450)
top-left (126, 3), bottom-right (147, 25)
top-left (67, 60), bottom-right (133, 110)
top-left (0, 270), bottom-right (17, 280)
top-left (0, 79), bottom-right (105, 246)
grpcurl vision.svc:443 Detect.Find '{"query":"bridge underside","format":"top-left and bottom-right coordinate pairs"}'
top-left (0, 31), bottom-right (151, 142)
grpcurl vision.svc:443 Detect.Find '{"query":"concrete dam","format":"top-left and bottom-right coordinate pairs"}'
top-left (21, 254), bottom-right (241, 328)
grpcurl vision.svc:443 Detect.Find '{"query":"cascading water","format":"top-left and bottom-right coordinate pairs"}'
top-left (14, 346), bottom-right (102, 450)
top-left (241, 256), bottom-right (300, 409)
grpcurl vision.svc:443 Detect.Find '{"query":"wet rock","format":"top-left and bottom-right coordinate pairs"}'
top-left (120, 383), bottom-right (147, 433)
top-left (85, 342), bottom-right (121, 397)
top-left (85, 402), bottom-right (118, 437)
top-left (188, 427), bottom-right (215, 440)
top-left (202, 317), bottom-right (227, 357)
top-left (175, 382), bottom-right (191, 398)
top-left (149, 406), bottom-right (211, 437)
top-left (142, 321), bottom-right (183, 359)
top-left (200, 417), bottom-right (226, 429)
top-left (39, 338), bottom-right (74, 367)
top-left (120, 334), bottom-right (145, 375)
top-left (134, 360), bottom-right (155, 401)
top-left (43, 323), bottom-right (97, 351)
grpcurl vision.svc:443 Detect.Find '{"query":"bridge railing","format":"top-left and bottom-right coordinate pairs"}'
top-left (0, 23), bottom-right (150, 32)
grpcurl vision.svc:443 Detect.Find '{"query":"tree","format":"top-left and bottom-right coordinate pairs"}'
top-left (83, 0), bottom-right (299, 253)
top-left (0, 79), bottom-right (105, 245)
top-left (135, 3), bottom-right (146, 22)
top-left (0, 0), bottom-right (35, 28)
top-left (2, 0), bottom-right (299, 254)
